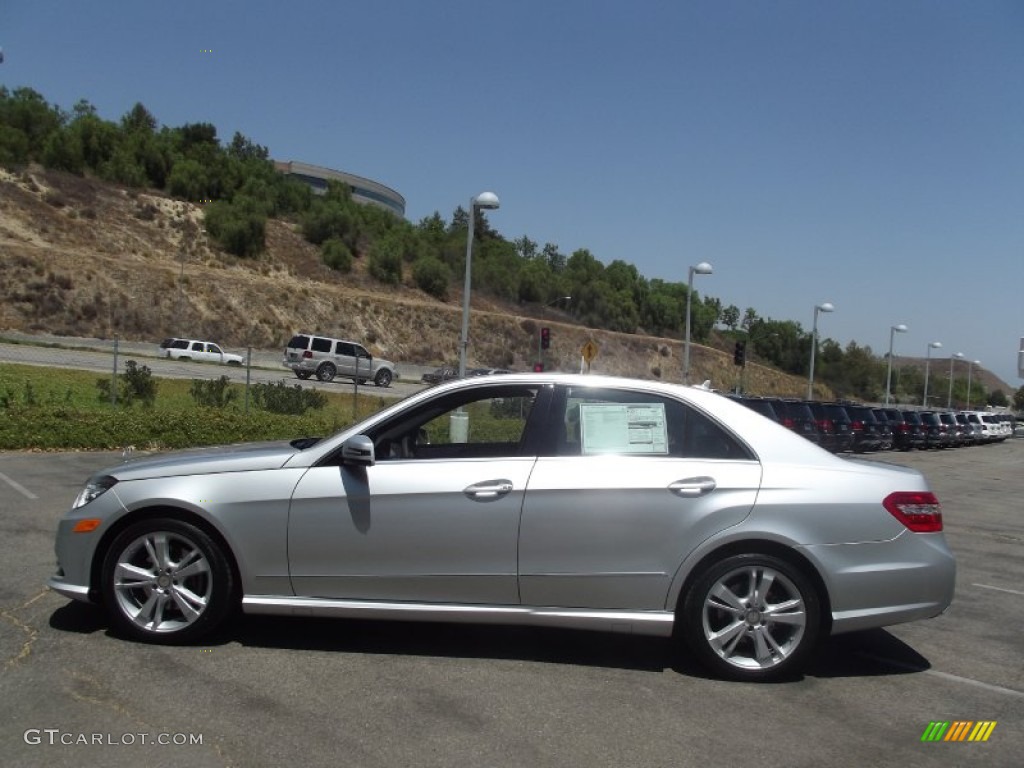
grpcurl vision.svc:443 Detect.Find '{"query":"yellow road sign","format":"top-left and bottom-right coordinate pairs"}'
top-left (581, 340), bottom-right (599, 363)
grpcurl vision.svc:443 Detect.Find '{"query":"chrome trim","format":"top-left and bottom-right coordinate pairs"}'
top-left (47, 577), bottom-right (93, 603)
top-left (243, 596), bottom-right (675, 636)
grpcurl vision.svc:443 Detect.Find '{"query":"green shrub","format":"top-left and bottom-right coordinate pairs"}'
top-left (321, 237), bottom-right (353, 272)
top-left (250, 381), bottom-right (327, 415)
top-left (96, 360), bottom-right (158, 407)
top-left (412, 255), bottom-right (451, 300)
top-left (189, 376), bottom-right (238, 408)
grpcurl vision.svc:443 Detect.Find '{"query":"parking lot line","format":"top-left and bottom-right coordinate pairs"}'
top-left (972, 583), bottom-right (1024, 597)
top-left (0, 471), bottom-right (38, 500)
top-left (857, 652), bottom-right (1024, 699)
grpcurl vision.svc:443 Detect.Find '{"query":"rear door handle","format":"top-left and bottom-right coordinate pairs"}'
top-left (668, 477), bottom-right (717, 498)
top-left (464, 479), bottom-right (514, 501)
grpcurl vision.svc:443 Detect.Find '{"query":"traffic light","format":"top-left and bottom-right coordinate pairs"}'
top-left (540, 327), bottom-right (551, 350)
top-left (533, 362), bottom-right (545, 372)
top-left (733, 341), bottom-right (746, 367)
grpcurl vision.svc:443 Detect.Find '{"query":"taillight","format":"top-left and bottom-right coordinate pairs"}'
top-left (851, 420), bottom-right (863, 432)
top-left (303, 350), bottom-right (313, 358)
top-left (898, 423), bottom-right (910, 433)
top-left (782, 418), bottom-right (795, 429)
top-left (816, 419), bottom-right (834, 433)
top-left (883, 491), bottom-right (943, 532)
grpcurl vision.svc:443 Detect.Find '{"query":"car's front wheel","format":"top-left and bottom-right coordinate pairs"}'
top-left (374, 369), bottom-right (392, 388)
top-left (100, 518), bottom-right (234, 644)
top-left (681, 553), bottom-right (820, 681)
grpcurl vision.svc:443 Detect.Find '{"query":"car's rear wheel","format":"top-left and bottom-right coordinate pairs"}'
top-left (100, 518), bottom-right (234, 644)
top-left (374, 369), bottom-right (392, 388)
top-left (317, 363), bottom-right (336, 382)
top-left (681, 553), bottom-right (820, 681)
top-left (295, 371), bottom-right (311, 380)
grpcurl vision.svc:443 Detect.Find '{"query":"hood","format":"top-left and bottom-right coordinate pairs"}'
top-left (104, 440), bottom-right (300, 482)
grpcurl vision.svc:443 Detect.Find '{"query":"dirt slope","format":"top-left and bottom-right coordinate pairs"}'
top-left (0, 166), bottom-right (858, 396)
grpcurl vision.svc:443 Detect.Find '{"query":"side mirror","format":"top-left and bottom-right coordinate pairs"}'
top-left (341, 435), bottom-right (375, 466)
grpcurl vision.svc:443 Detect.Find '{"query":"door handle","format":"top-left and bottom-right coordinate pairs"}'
top-left (668, 477), bottom-right (717, 498)
top-left (464, 479), bottom-right (514, 501)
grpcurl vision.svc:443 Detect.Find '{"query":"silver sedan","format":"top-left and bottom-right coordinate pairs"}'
top-left (49, 374), bottom-right (955, 681)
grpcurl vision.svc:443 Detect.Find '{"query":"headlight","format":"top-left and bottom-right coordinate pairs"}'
top-left (72, 475), bottom-right (118, 509)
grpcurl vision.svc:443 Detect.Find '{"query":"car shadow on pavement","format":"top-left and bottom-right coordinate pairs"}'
top-left (48, 603), bottom-right (931, 681)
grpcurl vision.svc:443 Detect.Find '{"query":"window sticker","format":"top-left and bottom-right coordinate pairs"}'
top-left (578, 403), bottom-right (668, 455)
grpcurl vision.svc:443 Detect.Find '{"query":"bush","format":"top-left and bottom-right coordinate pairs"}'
top-left (321, 237), bottom-right (353, 272)
top-left (96, 360), bottom-right (158, 407)
top-left (368, 236), bottom-right (403, 284)
top-left (250, 381), bottom-right (327, 415)
top-left (412, 255), bottom-right (451, 300)
top-left (189, 376), bottom-right (238, 408)
top-left (204, 199), bottom-right (266, 258)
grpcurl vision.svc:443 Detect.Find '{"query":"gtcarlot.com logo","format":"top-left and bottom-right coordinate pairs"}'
top-left (921, 721), bottom-right (997, 743)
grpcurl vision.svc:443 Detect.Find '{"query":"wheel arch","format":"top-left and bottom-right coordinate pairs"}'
top-left (671, 539), bottom-right (833, 635)
top-left (88, 505), bottom-right (243, 607)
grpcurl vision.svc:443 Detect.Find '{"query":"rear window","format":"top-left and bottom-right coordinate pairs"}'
top-left (160, 338), bottom-right (177, 349)
top-left (287, 335), bottom-right (311, 350)
top-left (171, 339), bottom-right (189, 349)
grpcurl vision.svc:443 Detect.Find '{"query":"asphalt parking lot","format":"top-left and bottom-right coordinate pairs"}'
top-left (1, 442), bottom-right (1021, 767)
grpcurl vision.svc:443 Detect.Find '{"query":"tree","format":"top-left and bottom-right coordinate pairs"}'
top-left (204, 198), bottom-right (266, 258)
top-left (721, 305), bottom-right (740, 330)
top-left (412, 255), bottom-right (451, 300)
top-left (1012, 386), bottom-right (1024, 412)
top-left (368, 234), bottom-right (403, 284)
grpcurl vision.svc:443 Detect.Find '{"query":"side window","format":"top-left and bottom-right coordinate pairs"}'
top-left (311, 337), bottom-right (332, 353)
top-left (354, 345), bottom-right (371, 359)
top-left (191, 342), bottom-right (203, 351)
top-left (366, 385), bottom-right (540, 461)
top-left (172, 339), bottom-right (189, 350)
top-left (554, 387), bottom-right (750, 460)
top-left (208, 344), bottom-right (221, 353)
top-left (335, 342), bottom-right (356, 357)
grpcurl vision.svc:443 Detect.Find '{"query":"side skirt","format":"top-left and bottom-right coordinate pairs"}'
top-left (243, 596), bottom-right (675, 637)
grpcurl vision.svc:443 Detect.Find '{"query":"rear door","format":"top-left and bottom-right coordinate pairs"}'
top-left (518, 385), bottom-right (761, 611)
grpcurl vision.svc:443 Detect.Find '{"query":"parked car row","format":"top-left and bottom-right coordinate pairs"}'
top-left (729, 395), bottom-right (1016, 453)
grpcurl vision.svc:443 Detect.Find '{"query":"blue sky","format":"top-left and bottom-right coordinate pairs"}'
top-left (3, 1), bottom-right (1022, 387)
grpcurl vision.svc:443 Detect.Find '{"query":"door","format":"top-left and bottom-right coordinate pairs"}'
top-left (287, 383), bottom-right (548, 604)
top-left (518, 385), bottom-right (762, 610)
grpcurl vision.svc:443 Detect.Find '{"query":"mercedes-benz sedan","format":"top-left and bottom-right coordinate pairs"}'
top-left (49, 374), bottom-right (955, 682)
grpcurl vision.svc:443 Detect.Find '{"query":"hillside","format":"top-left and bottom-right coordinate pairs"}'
top-left (1, 165), bottom-right (991, 400)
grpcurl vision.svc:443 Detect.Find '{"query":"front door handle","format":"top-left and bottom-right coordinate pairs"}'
top-left (464, 479), bottom-right (514, 501)
top-left (668, 477), bottom-right (717, 498)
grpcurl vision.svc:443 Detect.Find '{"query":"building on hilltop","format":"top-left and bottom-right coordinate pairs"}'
top-left (273, 160), bottom-right (405, 217)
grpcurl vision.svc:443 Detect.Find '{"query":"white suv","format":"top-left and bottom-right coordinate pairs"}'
top-left (283, 333), bottom-right (396, 387)
top-left (159, 338), bottom-right (244, 366)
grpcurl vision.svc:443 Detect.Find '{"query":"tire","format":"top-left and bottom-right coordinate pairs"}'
top-left (100, 518), bottom-right (234, 644)
top-left (295, 371), bottom-right (311, 380)
top-left (680, 553), bottom-right (820, 682)
top-left (316, 362), bottom-right (336, 382)
top-left (374, 369), bottom-right (393, 388)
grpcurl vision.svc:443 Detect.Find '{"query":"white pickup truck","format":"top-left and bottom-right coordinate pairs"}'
top-left (158, 338), bottom-right (244, 366)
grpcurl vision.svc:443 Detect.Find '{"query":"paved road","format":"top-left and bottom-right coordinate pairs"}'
top-left (1, 442), bottom-right (1022, 767)
top-left (0, 336), bottom-right (434, 400)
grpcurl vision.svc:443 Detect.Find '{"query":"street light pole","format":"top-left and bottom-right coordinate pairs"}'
top-left (922, 341), bottom-right (942, 406)
top-left (458, 191), bottom-right (500, 379)
top-left (807, 302), bottom-right (834, 400)
top-left (683, 261), bottom-right (713, 384)
top-left (884, 324), bottom-right (908, 405)
top-left (947, 352), bottom-right (964, 408)
top-left (966, 360), bottom-right (980, 410)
